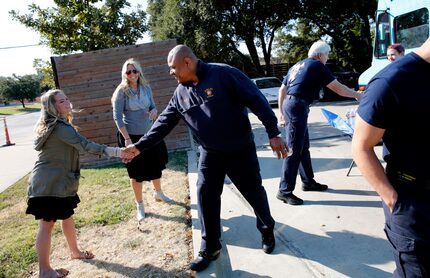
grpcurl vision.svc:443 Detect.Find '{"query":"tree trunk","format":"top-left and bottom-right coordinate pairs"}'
top-left (244, 37), bottom-right (264, 76)
top-left (359, 11), bottom-right (373, 69)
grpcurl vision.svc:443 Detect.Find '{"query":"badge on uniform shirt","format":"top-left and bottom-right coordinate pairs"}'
top-left (204, 88), bottom-right (214, 98)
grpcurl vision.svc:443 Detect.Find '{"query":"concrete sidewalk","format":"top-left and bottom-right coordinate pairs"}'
top-left (189, 100), bottom-right (395, 277)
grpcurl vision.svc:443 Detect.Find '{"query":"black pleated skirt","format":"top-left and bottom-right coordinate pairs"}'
top-left (26, 194), bottom-right (80, 222)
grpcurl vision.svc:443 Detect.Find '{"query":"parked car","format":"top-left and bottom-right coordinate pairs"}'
top-left (319, 62), bottom-right (360, 102)
top-left (251, 77), bottom-right (282, 106)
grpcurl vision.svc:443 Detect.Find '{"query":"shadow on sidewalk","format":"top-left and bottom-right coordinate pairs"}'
top-left (221, 215), bottom-right (392, 278)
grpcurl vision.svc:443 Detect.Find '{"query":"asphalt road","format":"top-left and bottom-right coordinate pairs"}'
top-left (0, 111), bottom-right (40, 192)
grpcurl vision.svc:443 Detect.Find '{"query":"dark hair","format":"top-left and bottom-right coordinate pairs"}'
top-left (388, 43), bottom-right (405, 54)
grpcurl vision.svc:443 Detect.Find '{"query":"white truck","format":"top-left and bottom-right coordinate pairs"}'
top-left (358, 0), bottom-right (430, 89)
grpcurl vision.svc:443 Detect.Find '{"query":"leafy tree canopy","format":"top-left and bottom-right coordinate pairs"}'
top-left (0, 75), bottom-right (41, 108)
top-left (148, 0), bottom-right (377, 75)
top-left (296, 0), bottom-right (377, 71)
top-left (275, 18), bottom-right (321, 63)
top-left (148, 0), bottom-right (247, 69)
top-left (148, 0), bottom-right (301, 75)
top-left (10, 0), bottom-right (148, 54)
top-left (10, 0), bottom-right (378, 77)
top-left (33, 59), bottom-right (55, 93)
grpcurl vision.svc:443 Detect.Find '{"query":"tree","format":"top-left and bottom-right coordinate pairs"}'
top-left (0, 75), bottom-right (41, 108)
top-left (274, 0), bottom-right (376, 72)
top-left (147, 0), bottom-right (249, 68)
top-left (148, 0), bottom-right (301, 76)
top-left (9, 0), bottom-right (148, 54)
top-left (33, 59), bottom-right (55, 93)
top-left (0, 77), bottom-right (8, 104)
top-left (299, 0), bottom-right (377, 72)
top-left (275, 19), bottom-right (321, 63)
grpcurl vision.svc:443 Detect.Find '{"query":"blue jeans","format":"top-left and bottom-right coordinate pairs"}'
top-left (279, 95), bottom-right (315, 194)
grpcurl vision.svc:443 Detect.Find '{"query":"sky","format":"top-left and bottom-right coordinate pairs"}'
top-left (0, 0), bottom-right (148, 77)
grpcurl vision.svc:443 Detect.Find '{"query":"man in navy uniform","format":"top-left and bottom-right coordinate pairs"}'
top-left (277, 40), bottom-right (361, 205)
top-left (124, 45), bottom-right (288, 272)
top-left (352, 38), bottom-right (430, 276)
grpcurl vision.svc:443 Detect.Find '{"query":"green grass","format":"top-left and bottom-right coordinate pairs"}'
top-left (0, 175), bottom-right (40, 278)
top-left (0, 103), bottom-right (41, 116)
top-left (0, 151), bottom-right (188, 278)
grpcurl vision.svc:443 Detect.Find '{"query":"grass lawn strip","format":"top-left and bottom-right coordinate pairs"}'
top-left (0, 151), bottom-right (193, 278)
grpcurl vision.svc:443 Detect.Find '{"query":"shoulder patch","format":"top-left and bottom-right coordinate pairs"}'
top-left (204, 88), bottom-right (215, 98)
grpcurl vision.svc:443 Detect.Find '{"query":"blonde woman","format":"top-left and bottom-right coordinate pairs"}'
top-left (26, 89), bottom-right (125, 278)
top-left (112, 58), bottom-right (171, 223)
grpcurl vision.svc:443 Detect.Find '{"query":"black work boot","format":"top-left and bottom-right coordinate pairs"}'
top-left (262, 231), bottom-right (275, 254)
top-left (189, 250), bottom-right (220, 272)
top-left (276, 192), bottom-right (304, 205)
top-left (302, 182), bottom-right (328, 191)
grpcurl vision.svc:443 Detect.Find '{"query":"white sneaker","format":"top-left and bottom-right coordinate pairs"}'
top-left (153, 191), bottom-right (172, 203)
top-left (136, 201), bottom-right (145, 221)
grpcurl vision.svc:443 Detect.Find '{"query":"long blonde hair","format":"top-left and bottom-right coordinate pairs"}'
top-left (35, 89), bottom-right (74, 136)
top-left (111, 58), bottom-right (150, 101)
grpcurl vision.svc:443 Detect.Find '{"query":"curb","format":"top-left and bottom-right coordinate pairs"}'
top-left (188, 150), bottom-right (225, 277)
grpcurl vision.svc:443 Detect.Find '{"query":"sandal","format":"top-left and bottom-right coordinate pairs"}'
top-left (71, 250), bottom-right (94, 260)
top-left (55, 268), bottom-right (69, 277)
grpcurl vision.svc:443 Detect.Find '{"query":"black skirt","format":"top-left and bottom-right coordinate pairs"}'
top-left (117, 132), bottom-right (168, 182)
top-left (26, 194), bottom-right (81, 222)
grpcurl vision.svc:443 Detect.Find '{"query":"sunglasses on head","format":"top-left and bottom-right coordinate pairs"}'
top-left (126, 69), bottom-right (139, 75)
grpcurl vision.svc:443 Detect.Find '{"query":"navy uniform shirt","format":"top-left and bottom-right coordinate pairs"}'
top-left (283, 58), bottom-right (335, 103)
top-left (134, 60), bottom-right (280, 153)
top-left (357, 52), bottom-right (430, 178)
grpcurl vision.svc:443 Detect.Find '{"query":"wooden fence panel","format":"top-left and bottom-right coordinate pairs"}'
top-left (51, 39), bottom-right (191, 167)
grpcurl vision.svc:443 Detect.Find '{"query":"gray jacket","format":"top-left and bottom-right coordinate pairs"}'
top-left (28, 119), bottom-right (107, 198)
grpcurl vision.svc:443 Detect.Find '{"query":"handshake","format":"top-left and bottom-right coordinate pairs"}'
top-left (105, 145), bottom-right (140, 163)
top-left (120, 145), bottom-right (141, 163)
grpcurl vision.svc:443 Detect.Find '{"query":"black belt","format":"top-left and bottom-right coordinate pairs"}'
top-left (286, 94), bottom-right (312, 105)
top-left (386, 167), bottom-right (430, 192)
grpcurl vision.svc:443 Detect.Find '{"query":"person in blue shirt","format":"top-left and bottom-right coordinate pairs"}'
top-left (352, 38), bottom-right (430, 277)
top-left (277, 40), bottom-right (362, 205)
top-left (124, 44), bottom-right (289, 272)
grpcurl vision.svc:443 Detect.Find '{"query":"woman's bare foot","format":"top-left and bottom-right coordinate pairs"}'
top-left (39, 268), bottom-right (69, 278)
top-left (70, 250), bottom-right (94, 260)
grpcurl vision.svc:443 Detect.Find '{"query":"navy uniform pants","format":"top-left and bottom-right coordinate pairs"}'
top-left (279, 95), bottom-right (315, 194)
top-left (197, 143), bottom-right (275, 253)
top-left (385, 167), bottom-right (430, 277)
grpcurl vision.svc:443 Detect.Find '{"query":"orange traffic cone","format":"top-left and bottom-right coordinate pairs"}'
top-left (2, 117), bottom-right (15, 147)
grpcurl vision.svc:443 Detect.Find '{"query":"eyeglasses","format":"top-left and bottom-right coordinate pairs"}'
top-left (126, 69), bottom-right (138, 75)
